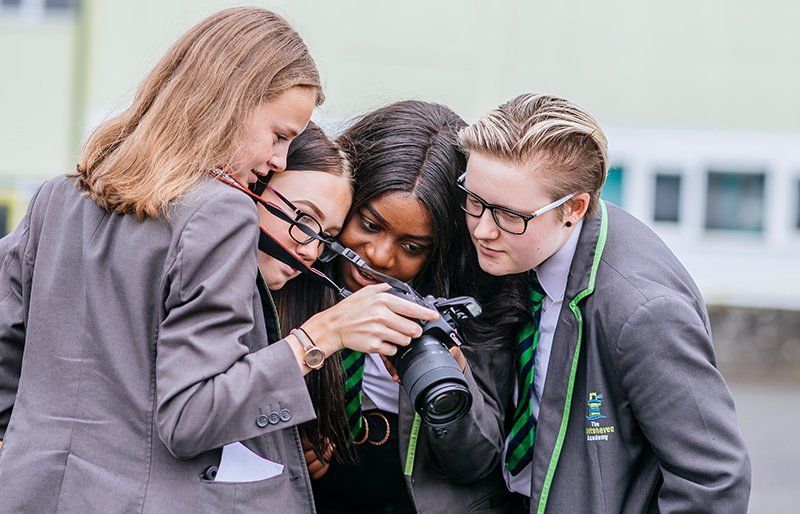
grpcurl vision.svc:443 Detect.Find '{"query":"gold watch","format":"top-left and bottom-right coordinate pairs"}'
top-left (291, 328), bottom-right (325, 370)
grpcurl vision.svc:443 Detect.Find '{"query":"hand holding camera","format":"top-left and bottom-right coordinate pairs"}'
top-left (299, 283), bottom-right (439, 358)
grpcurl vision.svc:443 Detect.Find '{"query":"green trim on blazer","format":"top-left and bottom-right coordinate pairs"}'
top-left (404, 413), bottom-right (422, 476)
top-left (537, 201), bottom-right (608, 514)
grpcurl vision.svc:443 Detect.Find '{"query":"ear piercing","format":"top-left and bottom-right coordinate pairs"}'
top-left (565, 221), bottom-right (573, 228)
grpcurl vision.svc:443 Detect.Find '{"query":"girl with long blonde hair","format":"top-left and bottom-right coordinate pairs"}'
top-left (0, 8), bottom-right (435, 512)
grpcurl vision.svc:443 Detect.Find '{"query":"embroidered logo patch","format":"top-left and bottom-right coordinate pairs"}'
top-left (585, 391), bottom-right (615, 441)
top-left (586, 392), bottom-right (607, 421)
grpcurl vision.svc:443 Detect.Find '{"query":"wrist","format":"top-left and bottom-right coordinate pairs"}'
top-left (301, 315), bottom-right (343, 356)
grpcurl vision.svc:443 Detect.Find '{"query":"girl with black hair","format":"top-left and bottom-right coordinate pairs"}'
top-left (276, 101), bottom-right (530, 514)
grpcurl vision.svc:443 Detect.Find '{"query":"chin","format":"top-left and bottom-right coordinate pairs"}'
top-left (477, 254), bottom-right (527, 277)
top-left (266, 275), bottom-right (288, 291)
top-left (476, 255), bottom-right (506, 276)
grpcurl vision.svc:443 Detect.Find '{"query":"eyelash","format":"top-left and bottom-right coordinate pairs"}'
top-left (360, 217), bottom-right (380, 233)
top-left (401, 243), bottom-right (425, 255)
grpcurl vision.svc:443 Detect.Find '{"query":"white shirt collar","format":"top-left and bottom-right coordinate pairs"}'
top-left (533, 219), bottom-right (583, 302)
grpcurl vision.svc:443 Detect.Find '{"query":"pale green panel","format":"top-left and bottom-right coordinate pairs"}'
top-left (510, 0), bottom-right (800, 130)
top-left (281, 0), bottom-right (515, 123)
top-left (80, 0), bottom-right (800, 135)
top-left (0, 23), bottom-right (74, 178)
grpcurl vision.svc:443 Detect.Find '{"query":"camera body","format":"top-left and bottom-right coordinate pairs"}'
top-left (386, 286), bottom-right (482, 428)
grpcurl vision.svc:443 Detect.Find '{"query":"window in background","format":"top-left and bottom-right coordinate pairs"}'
top-left (0, 204), bottom-right (8, 239)
top-left (602, 165), bottom-right (624, 207)
top-left (653, 173), bottom-right (682, 223)
top-left (796, 179), bottom-right (800, 230)
top-left (0, 0), bottom-right (76, 16)
top-left (705, 171), bottom-right (765, 233)
top-left (44, 0), bottom-right (75, 11)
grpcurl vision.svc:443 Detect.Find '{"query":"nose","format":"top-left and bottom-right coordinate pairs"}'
top-left (294, 240), bottom-right (318, 265)
top-left (364, 237), bottom-right (395, 272)
top-left (471, 209), bottom-right (500, 241)
top-left (268, 148), bottom-right (288, 172)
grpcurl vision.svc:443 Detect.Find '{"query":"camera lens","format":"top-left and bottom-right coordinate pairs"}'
top-left (423, 384), bottom-right (471, 426)
top-left (430, 391), bottom-right (459, 414)
top-left (394, 334), bottom-right (473, 428)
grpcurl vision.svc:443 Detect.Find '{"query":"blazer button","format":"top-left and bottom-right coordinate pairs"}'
top-left (201, 465), bottom-right (218, 481)
top-left (279, 408), bottom-right (292, 422)
top-left (256, 414), bottom-right (269, 428)
top-left (267, 411), bottom-right (281, 425)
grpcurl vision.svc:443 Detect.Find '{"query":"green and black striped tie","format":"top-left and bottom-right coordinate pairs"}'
top-left (506, 273), bottom-right (546, 476)
top-left (341, 349), bottom-right (367, 441)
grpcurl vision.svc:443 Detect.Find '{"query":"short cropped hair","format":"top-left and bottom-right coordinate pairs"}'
top-left (458, 93), bottom-right (608, 218)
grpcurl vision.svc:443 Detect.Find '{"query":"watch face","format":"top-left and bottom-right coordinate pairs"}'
top-left (305, 347), bottom-right (325, 370)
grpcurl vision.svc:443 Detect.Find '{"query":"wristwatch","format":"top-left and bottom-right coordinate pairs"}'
top-left (291, 328), bottom-right (326, 370)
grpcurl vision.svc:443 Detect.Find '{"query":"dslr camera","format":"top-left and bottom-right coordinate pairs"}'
top-left (385, 285), bottom-right (482, 428)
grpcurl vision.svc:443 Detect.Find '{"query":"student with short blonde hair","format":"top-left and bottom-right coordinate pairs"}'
top-left (458, 93), bottom-right (751, 513)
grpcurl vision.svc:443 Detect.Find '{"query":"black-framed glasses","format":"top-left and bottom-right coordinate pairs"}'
top-left (456, 172), bottom-right (575, 235)
top-left (260, 171), bottom-right (339, 262)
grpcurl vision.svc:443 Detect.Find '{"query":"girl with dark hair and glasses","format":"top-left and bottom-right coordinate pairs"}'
top-left (275, 101), bottom-right (530, 514)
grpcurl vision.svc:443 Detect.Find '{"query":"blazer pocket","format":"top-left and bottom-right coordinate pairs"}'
top-left (468, 489), bottom-right (512, 513)
top-left (201, 471), bottom-right (292, 513)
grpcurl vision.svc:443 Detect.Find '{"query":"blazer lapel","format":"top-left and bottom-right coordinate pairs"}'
top-left (529, 203), bottom-right (608, 508)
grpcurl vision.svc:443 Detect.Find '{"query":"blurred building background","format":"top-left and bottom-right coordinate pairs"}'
top-left (1, 0), bottom-right (797, 511)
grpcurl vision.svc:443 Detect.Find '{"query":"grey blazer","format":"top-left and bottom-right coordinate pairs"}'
top-left (526, 202), bottom-right (751, 513)
top-left (0, 175), bottom-right (317, 513)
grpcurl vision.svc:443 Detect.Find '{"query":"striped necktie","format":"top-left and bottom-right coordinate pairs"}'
top-left (506, 273), bottom-right (546, 476)
top-left (341, 348), bottom-right (367, 441)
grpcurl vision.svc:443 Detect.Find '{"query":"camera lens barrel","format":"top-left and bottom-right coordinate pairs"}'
top-left (395, 334), bottom-right (473, 427)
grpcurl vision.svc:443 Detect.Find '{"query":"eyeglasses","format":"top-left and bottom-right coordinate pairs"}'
top-left (260, 173), bottom-right (338, 262)
top-left (456, 172), bottom-right (575, 235)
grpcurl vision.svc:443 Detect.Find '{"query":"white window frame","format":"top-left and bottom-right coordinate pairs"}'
top-left (0, 0), bottom-right (76, 21)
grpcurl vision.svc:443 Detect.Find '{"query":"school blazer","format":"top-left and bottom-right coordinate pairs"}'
top-left (525, 202), bottom-right (751, 513)
top-left (0, 175), bottom-right (317, 513)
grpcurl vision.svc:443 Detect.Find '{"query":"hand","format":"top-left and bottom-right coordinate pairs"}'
top-left (380, 346), bottom-right (467, 383)
top-left (301, 436), bottom-right (332, 480)
top-left (301, 284), bottom-right (440, 358)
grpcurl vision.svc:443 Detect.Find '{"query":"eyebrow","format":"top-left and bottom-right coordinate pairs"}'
top-left (295, 199), bottom-right (342, 233)
top-left (294, 199), bottom-right (325, 220)
top-left (281, 125), bottom-right (300, 138)
top-left (363, 204), bottom-right (434, 243)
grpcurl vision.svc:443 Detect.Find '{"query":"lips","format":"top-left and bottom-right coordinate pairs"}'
top-left (348, 261), bottom-right (381, 289)
top-left (478, 244), bottom-right (504, 257)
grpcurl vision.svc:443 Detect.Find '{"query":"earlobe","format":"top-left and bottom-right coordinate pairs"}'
top-left (565, 221), bottom-right (573, 228)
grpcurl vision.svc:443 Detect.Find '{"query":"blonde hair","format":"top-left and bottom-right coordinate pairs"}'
top-left (458, 93), bottom-right (608, 217)
top-left (74, 7), bottom-right (323, 219)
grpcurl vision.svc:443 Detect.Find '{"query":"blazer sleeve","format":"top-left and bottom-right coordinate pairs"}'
top-left (155, 191), bottom-right (315, 459)
top-left (422, 342), bottom-right (513, 483)
top-left (0, 201), bottom-right (34, 439)
top-left (616, 296), bottom-right (751, 514)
